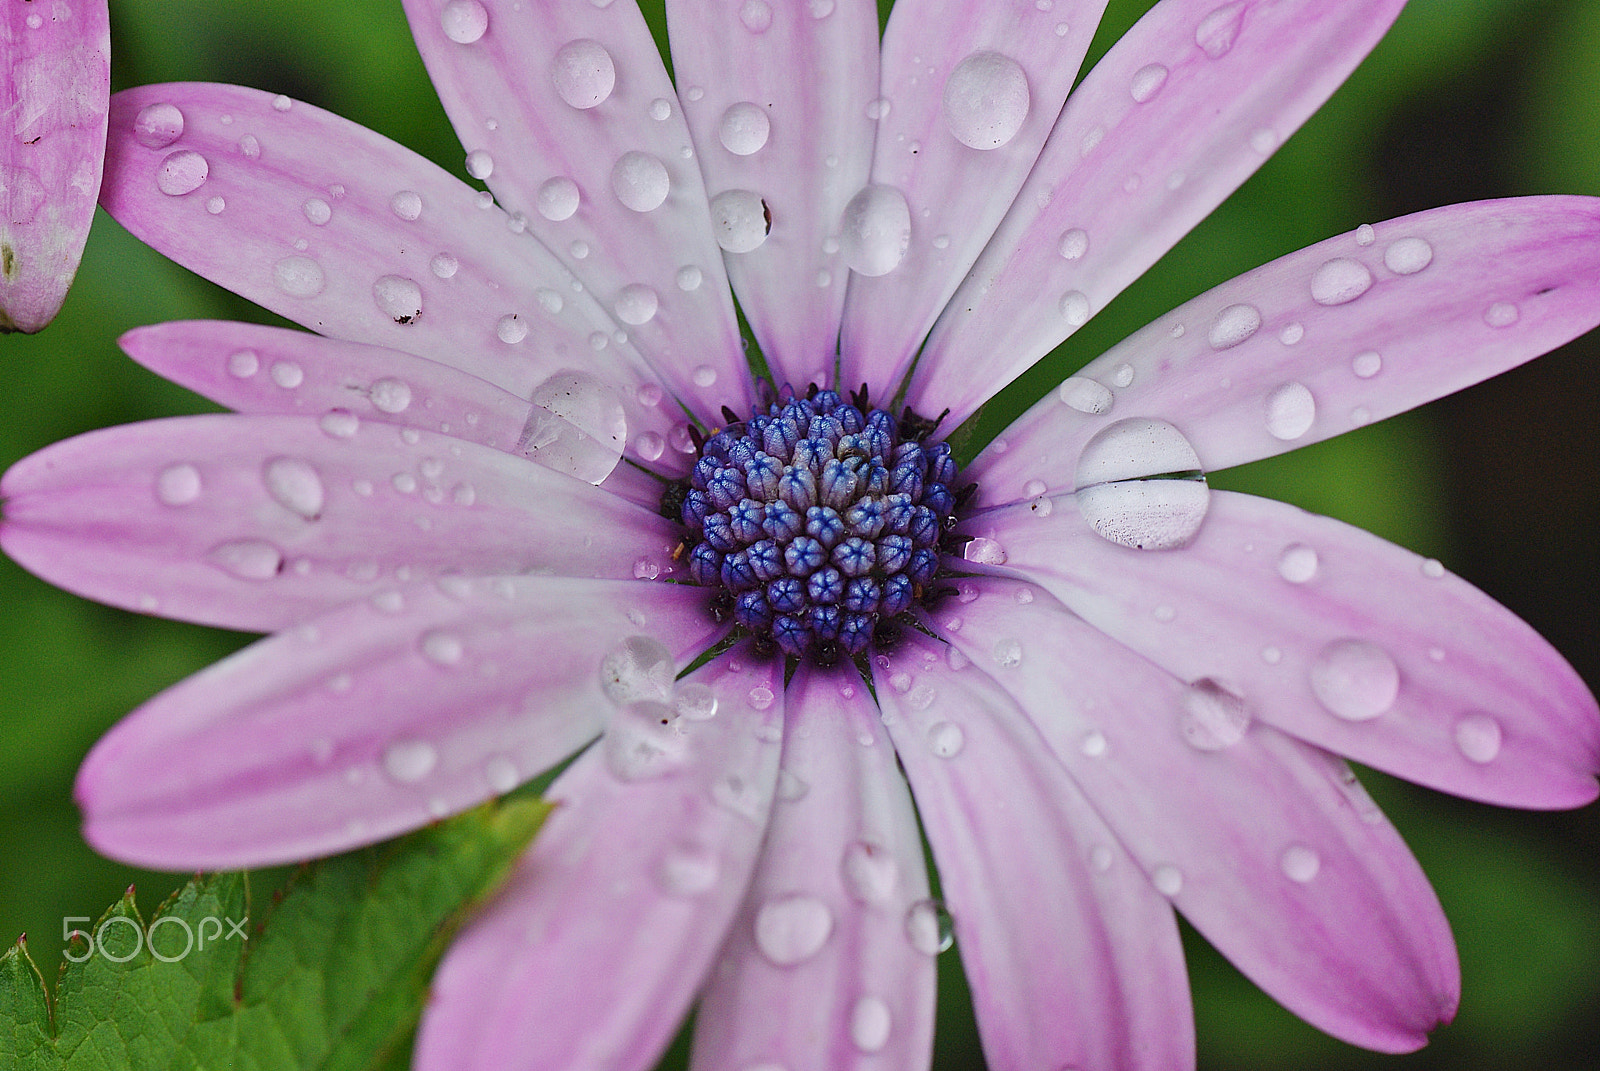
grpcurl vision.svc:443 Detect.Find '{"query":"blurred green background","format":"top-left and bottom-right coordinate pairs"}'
top-left (1, 0), bottom-right (1596, 1068)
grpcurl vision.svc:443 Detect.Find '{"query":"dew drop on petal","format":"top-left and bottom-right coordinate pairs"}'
top-left (603, 700), bottom-right (689, 781)
top-left (1265, 382), bottom-right (1316, 440)
top-left (1129, 63), bottom-right (1169, 103)
top-left (1351, 350), bottom-right (1382, 378)
top-left (319, 409), bottom-right (359, 438)
top-left (599, 635), bottom-right (674, 703)
top-left (383, 740), bottom-right (438, 783)
top-left (1058, 376), bottom-right (1113, 414)
top-left (207, 539), bottom-right (283, 580)
top-left (719, 101), bottom-right (771, 155)
top-left (484, 755), bottom-right (519, 793)
top-left (659, 844), bottom-right (719, 896)
top-left (1076, 416), bottom-right (1202, 486)
top-left (1310, 258), bottom-right (1373, 305)
top-left (963, 536), bottom-right (1007, 565)
top-left (389, 189), bottom-right (423, 221)
top-left (942, 51), bottom-right (1030, 150)
top-left (440, 0), bottom-right (489, 43)
top-left (526, 177), bottom-right (580, 224)
top-left (1196, 2), bottom-right (1245, 58)
top-left (430, 252), bottom-right (459, 278)
top-left (1057, 227), bottom-right (1089, 260)
top-left (420, 629), bottom-right (465, 666)
top-left (1279, 321), bottom-right (1304, 345)
top-left (1280, 843), bottom-right (1321, 883)
top-left (521, 369), bottom-right (627, 483)
top-left (157, 149), bottom-right (207, 195)
top-left (1277, 542), bottom-right (1318, 583)
top-left (1454, 711), bottom-right (1502, 763)
top-left (494, 314), bottom-right (527, 344)
top-left (1310, 638), bottom-right (1399, 721)
top-left (850, 997), bottom-right (892, 1053)
top-left (551, 39), bottom-right (615, 109)
top-left (927, 720), bottom-right (965, 757)
top-left (739, 0), bottom-right (774, 32)
top-left (1178, 678), bottom-right (1250, 751)
top-left (1076, 479), bottom-right (1210, 550)
top-left (840, 185), bottom-right (911, 276)
top-left (263, 457), bottom-right (325, 519)
top-left (373, 275), bottom-right (423, 323)
top-left (710, 189), bottom-right (770, 253)
top-left (302, 198), bottom-right (331, 225)
top-left (1112, 363), bottom-right (1135, 387)
top-left (1207, 303), bottom-right (1261, 349)
top-left (1484, 301), bottom-right (1519, 328)
top-left (614, 283), bottom-right (658, 325)
top-left (754, 895), bottom-right (832, 965)
top-left (674, 681), bottom-right (719, 721)
top-left (841, 841), bottom-right (899, 905)
top-left (1152, 864), bottom-right (1183, 897)
top-left (612, 151), bottom-right (670, 212)
top-left (905, 899), bottom-right (954, 955)
top-left (1383, 236), bottom-right (1433, 275)
top-left (134, 102), bottom-right (184, 148)
top-left (1058, 290), bottom-right (1091, 326)
top-left (270, 361), bottom-right (304, 388)
top-left (368, 377), bottom-right (412, 414)
top-left (676, 265), bottom-right (703, 291)
top-left (273, 256), bottom-right (325, 298)
top-left (155, 463), bottom-right (202, 506)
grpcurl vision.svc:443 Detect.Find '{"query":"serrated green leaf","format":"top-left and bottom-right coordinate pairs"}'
top-left (0, 800), bottom-right (547, 1071)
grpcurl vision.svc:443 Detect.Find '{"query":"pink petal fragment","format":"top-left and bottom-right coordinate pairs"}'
top-left (401, 0), bottom-right (752, 423)
top-left (933, 579), bottom-right (1459, 1052)
top-left (690, 665), bottom-right (934, 1071)
top-left (415, 649), bottom-right (783, 1071)
top-left (76, 577), bottom-right (725, 870)
top-left (838, 0), bottom-right (1110, 393)
top-left (0, 0), bottom-right (109, 332)
top-left (967, 490), bottom-right (1600, 808)
top-left (120, 319), bottom-right (690, 483)
top-left (2, 414), bottom-right (681, 631)
top-left (874, 632), bottom-right (1194, 1071)
top-left (101, 83), bottom-right (682, 421)
top-left (910, 0), bottom-right (1407, 424)
top-left (971, 197), bottom-right (1600, 501)
top-left (666, 0), bottom-right (878, 387)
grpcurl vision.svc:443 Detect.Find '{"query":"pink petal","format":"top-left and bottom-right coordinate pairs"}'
top-left (874, 631), bottom-right (1194, 1071)
top-left (690, 665), bottom-right (934, 1071)
top-left (966, 490), bottom-right (1600, 808)
top-left (1, 414), bottom-right (682, 631)
top-left (415, 649), bottom-right (784, 1071)
top-left (401, 0), bottom-right (752, 423)
top-left (909, 0), bottom-right (1406, 425)
top-left (838, 0), bottom-right (1109, 394)
top-left (76, 576), bottom-right (726, 870)
top-left (933, 577), bottom-right (1459, 1052)
top-left (665, 0), bottom-right (878, 388)
top-left (0, 0), bottom-right (108, 333)
top-left (970, 197), bottom-right (1600, 501)
top-left (120, 319), bottom-right (691, 491)
top-left (101, 83), bottom-right (684, 424)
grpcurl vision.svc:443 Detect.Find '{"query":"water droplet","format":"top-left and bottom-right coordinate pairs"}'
top-left (612, 151), bottom-right (670, 212)
top-left (963, 536), bottom-right (1007, 565)
top-left (809, 0), bottom-right (835, 15)
top-left (368, 377), bottom-right (412, 414)
top-left (484, 755), bottom-right (519, 793)
top-left (270, 361), bottom-right (304, 388)
top-left (551, 39), bottom-right (617, 111)
top-left (1208, 303), bottom-right (1261, 348)
top-left (1310, 258), bottom-right (1373, 305)
top-left (1058, 290), bottom-right (1091, 326)
top-left (520, 369), bottom-right (627, 483)
top-left (155, 463), bottom-right (202, 506)
top-left (1249, 127), bottom-right (1277, 153)
top-left (1178, 678), bottom-right (1250, 751)
top-left (1277, 543), bottom-right (1318, 583)
top-left (1280, 844), bottom-right (1321, 883)
top-left (441, 0), bottom-right (489, 43)
top-left (841, 842), bottom-right (899, 905)
top-left (420, 629), bottom-right (465, 666)
top-left (1484, 301), bottom-right (1519, 328)
top-left (263, 457), bottom-right (325, 519)
top-left (373, 275), bottom-right (423, 324)
top-left (927, 720), bottom-right (965, 757)
top-left (1383, 236), bottom-right (1432, 275)
top-left (991, 638), bottom-right (1022, 667)
top-left (1195, 2), bottom-right (1245, 58)
top-left (272, 95), bottom-right (292, 113)
top-left (302, 198), bottom-right (331, 225)
top-left (1354, 223), bottom-right (1376, 246)
top-left (942, 51), bottom-right (1030, 150)
top-left (1420, 558), bottom-right (1445, 579)
top-left (1074, 418), bottom-right (1209, 549)
top-left (1057, 227), bottom-right (1088, 260)
top-left (599, 635), bottom-right (674, 703)
top-left (273, 256), bottom-right (326, 298)
top-left (1112, 363), bottom-right (1135, 388)
top-left (430, 252), bottom-right (459, 278)
top-left (157, 149), bottom-right (208, 195)
top-left (739, 0), bottom-right (774, 32)
top-left (238, 133), bottom-right (261, 159)
top-left (905, 899), bottom-right (954, 955)
top-left (604, 700), bottom-right (689, 781)
top-left (463, 149), bottom-right (495, 180)
top-left (1129, 63), bottom-right (1169, 103)
top-left (1351, 350), bottom-right (1382, 378)
top-left (719, 101), bottom-right (771, 155)
top-left (1058, 376), bottom-right (1113, 414)
top-left (850, 997), bottom-right (891, 1053)
top-left (1279, 322), bottom-right (1304, 345)
top-left (710, 189), bottom-right (770, 253)
top-left (840, 185), bottom-right (911, 277)
top-left (659, 843), bottom-right (719, 896)
top-left (1310, 638), bottom-right (1399, 721)
top-left (674, 682), bottom-right (718, 721)
top-left (134, 102), bottom-right (184, 148)
top-left (207, 539), bottom-right (283, 580)
top-left (755, 895), bottom-right (832, 965)
top-left (385, 189), bottom-right (423, 221)
top-left (1454, 711), bottom-right (1502, 763)
top-left (675, 265), bottom-right (702, 291)
top-left (1080, 729), bottom-right (1108, 757)
top-left (376, 741), bottom-right (435, 785)
top-left (1265, 382), bottom-right (1316, 440)
top-left (205, 196), bottom-right (225, 214)
top-left (1152, 864), bottom-right (1183, 897)
top-left (612, 283), bottom-right (659, 326)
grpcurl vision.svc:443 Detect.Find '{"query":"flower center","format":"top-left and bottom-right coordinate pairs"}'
top-left (667, 384), bottom-right (964, 665)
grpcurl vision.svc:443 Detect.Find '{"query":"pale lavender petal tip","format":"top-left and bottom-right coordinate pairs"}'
top-left (0, 0), bottom-right (109, 332)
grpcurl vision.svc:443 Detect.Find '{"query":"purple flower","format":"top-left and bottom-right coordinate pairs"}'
top-left (0, 0), bottom-right (109, 333)
top-left (5, 1), bottom-right (1599, 1069)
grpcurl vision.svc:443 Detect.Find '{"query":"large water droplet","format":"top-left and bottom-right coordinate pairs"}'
top-left (1265, 382), bottom-right (1316, 440)
top-left (273, 256), bottom-right (326, 298)
top-left (383, 739), bottom-right (438, 783)
top-left (754, 895), bottom-right (832, 965)
top-left (465, 149), bottom-right (494, 179)
top-left (1310, 258), bottom-right (1373, 305)
top-left (1383, 236), bottom-right (1433, 275)
top-left (710, 189), bottom-right (770, 253)
top-left (207, 539), bottom-right (283, 580)
top-left (604, 700), bottom-right (689, 781)
top-left (157, 149), bottom-right (207, 195)
top-left (441, 0), bottom-right (489, 43)
top-left (134, 102), bottom-right (184, 148)
top-left (551, 39), bottom-right (615, 109)
top-left (1075, 418), bottom-right (1209, 550)
top-left (614, 283), bottom-right (658, 325)
top-left (155, 463), bottom-right (202, 506)
top-left (840, 185), bottom-right (911, 277)
top-left (263, 457), bottom-right (325, 519)
top-left (719, 101), bottom-right (771, 155)
top-left (942, 51), bottom-right (1030, 150)
top-left (599, 635), bottom-right (674, 704)
top-left (1454, 711), bottom-right (1502, 763)
top-left (1178, 678), bottom-right (1250, 751)
top-left (612, 151), bottom-right (670, 212)
top-left (1208, 303), bottom-right (1261, 349)
top-left (1195, 2), bottom-right (1245, 58)
top-left (850, 996), bottom-right (891, 1053)
top-left (373, 275), bottom-right (423, 324)
top-left (1310, 638), bottom-right (1399, 721)
top-left (521, 369), bottom-right (628, 483)
top-left (536, 176), bottom-right (580, 221)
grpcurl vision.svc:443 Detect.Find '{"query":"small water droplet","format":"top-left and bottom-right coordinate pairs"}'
top-left (1208, 303), bottom-right (1261, 348)
top-left (1351, 350), bottom-right (1382, 378)
top-left (373, 275), bottom-right (423, 324)
top-left (1057, 227), bottom-right (1089, 260)
top-left (963, 536), bottom-right (1007, 565)
top-left (1195, 2), bottom-right (1245, 58)
top-left (484, 755), bottom-right (519, 793)
top-left (1249, 127), bottom-right (1277, 153)
top-left (1277, 543), bottom-right (1318, 583)
top-left (1454, 711), bottom-right (1502, 763)
top-left (382, 739), bottom-right (437, 783)
top-left (1152, 864), bottom-right (1183, 897)
top-left (1074, 418), bottom-right (1209, 550)
top-left (1280, 843), bottom-right (1321, 883)
top-left (841, 842), bottom-right (899, 905)
top-left (1421, 558), bottom-right (1445, 578)
top-left (675, 265), bottom-right (703, 291)
top-left (659, 843), bottom-right (719, 895)
top-left (1484, 301), bottom-right (1519, 328)
top-left (992, 638), bottom-right (1022, 667)
top-left (420, 629), bottom-right (465, 666)
top-left (362, 377), bottom-right (411, 414)
top-left (1383, 236), bottom-right (1433, 275)
top-left (270, 360), bottom-right (304, 388)
top-left (905, 899), bottom-right (954, 955)
top-left (238, 133), bottom-right (261, 159)
top-left (1310, 638), bottom-right (1399, 721)
top-left (599, 635), bottom-right (673, 703)
top-left (1279, 322), bottom-right (1305, 345)
top-left (465, 149), bottom-right (494, 179)
top-left (430, 252), bottom-right (459, 278)
top-left (207, 539), bottom-right (283, 580)
top-left (612, 151), bottom-right (670, 212)
top-left (551, 39), bottom-right (615, 109)
top-left (155, 463), bottom-right (202, 506)
top-left (302, 198), bottom-right (331, 225)
top-left (1178, 678), bottom-right (1250, 751)
top-left (1058, 376), bottom-right (1113, 414)
top-left (134, 102), bottom-right (184, 148)
top-left (1079, 729), bottom-right (1108, 757)
top-left (739, 0), bottom-right (774, 32)
top-left (613, 283), bottom-right (659, 326)
top-left (1129, 63), bottom-right (1169, 103)
top-left (383, 190), bottom-right (422, 222)
top-left (850, 996), bottom-right (892, 1053)
top-left (263, 457), bottom-right (325, 519)
top-left (157, 149), bottom-right (208, 195)
top-left (840, 185), bottom-right (911, 276)
top-left (942, 51), bottom-right (1030, 150)
top-left (441, 0), bottom-right (489, 43)
top-left (1354, 223), bottom-right (1376, 246)
top-left (1265, 382), bottom-right (1315, 440)
top-left (271, 94), bottom-right (292, 112)
top-left (205, 196), bottom-right (225, 214)
top-left (719, 101), bottom-right (771, 156)
top-left (927, 720), bottom-right (965, 757)
top-left (755, 895), bottom-right (832, 965)
top-left (1058, 290), bottom-right (1091, 326)
top-left (674, 682), bottom-right (718, 721)
top-left (273, 256), bottom-right (325, 298)
top-left (1112, 363), bottom-right (1135, 387)
top-left (710, 189), bottom-right (770, 253)
top-left (1310, 258), bottom-right (1373, 305)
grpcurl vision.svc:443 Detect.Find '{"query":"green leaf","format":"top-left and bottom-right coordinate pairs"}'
top-left (0, 800), bottom-right (548, 1071)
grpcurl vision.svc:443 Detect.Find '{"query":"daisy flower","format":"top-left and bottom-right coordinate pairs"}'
top-left (0, 0), bottom-right (109, 333)
top-left (5, 1), bottom-right (1599, 1069)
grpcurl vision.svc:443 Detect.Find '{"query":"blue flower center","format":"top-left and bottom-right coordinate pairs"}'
top-left (669, 385), bottom-right (963, 664)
